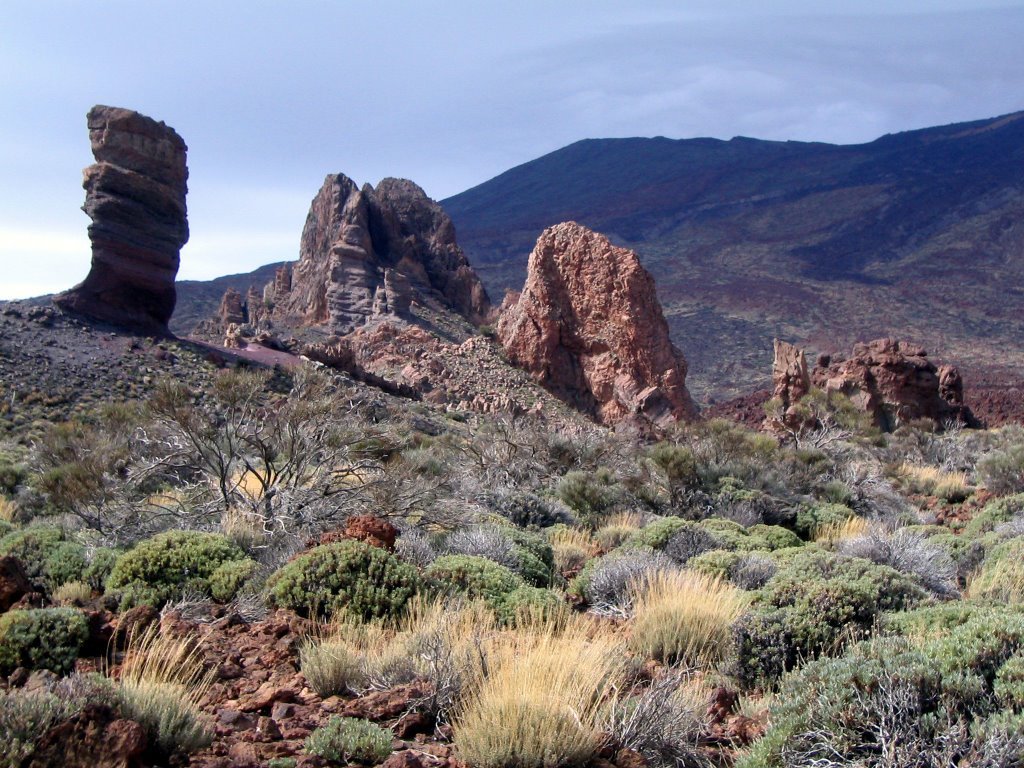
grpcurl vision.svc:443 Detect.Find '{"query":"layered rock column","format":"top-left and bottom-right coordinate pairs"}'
top-left (55, 106), bottom-right (188, 334)
top-left (497, 221), bottom-right (697, 426)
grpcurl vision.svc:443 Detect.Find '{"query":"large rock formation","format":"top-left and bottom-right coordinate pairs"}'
top-left (271, 174), bottom-right (489, 334)
top-left (811, 338), bottom-right (975, 430)
top-left (496, 222), bottom-right (697, 426)
top-left (55, 106), bottom-right (188, 334)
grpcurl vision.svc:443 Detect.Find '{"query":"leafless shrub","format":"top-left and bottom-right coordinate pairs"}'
top-left (732, 554), bottom-right (778, 591)
top-left (395, 528), bottom-right (438, 568)
top-left (600, 670), bottom-right (711, 768)
top-left (663, 526), bottom-right (722, 566)
top-left (838, 527), bottom-right (958, 597)
top-left (444, 526), bottom-right (519, 571)
top-left (584, 549), bottom-right (677, 617)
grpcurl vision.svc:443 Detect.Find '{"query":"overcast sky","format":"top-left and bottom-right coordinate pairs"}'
top-left (3, 1), bottom-right (1024, 299)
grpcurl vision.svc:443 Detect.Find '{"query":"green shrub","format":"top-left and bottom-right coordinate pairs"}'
top-left (795, 502), bottom-right (855, 539)
top-left (978, 444), bottom-right (1024, 495)
top-left (209, 558), bottom-right (259, 602)
top-left (0, 519), bottom-right (13, 538)
top-left (739, 633), bottom-right (1024, 768)
top-left (626, 518), bottom-right (687, 550)
top-left (502, 526), bottom-right (555, 588)
top-left (748, 524), bottom-right (802, 551)
top-left (0, 608), bottom-right (88, 675)
top-left (963, 493), bottom-right (1024, 537)
top-left (882, 602), bottom-right (1024, 640)
top-left (0, 527), bottom-right (87, 591)
top-left (731, 550), bottom-right (925, 689)
top-left (0, 690), bottom-right (77, 767)
top-left (425, 554), bottom-right (524, 607)
top-left (305, 716), bottom-right (392, 764)
top-left (556, 468), bottom-right (624, 528)
top-left (687, 549), bottom-right (743, 581)
top-left (496, 585), bottom-right (567, 627)
top-left (82, 547), bottom-right (118, 591)
top-left (107, 530), bottom-right (247, 607)
top-left (970, 538), bottom-right (1024, 604)
top-left (267, 540), bottom-right (418, 620)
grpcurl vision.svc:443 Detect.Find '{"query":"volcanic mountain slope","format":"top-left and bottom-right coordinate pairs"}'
top-left (441, 111), bottom-right (1024, 402)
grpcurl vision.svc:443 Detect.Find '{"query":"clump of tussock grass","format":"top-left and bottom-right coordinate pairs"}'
top-left (113, 624), bottom-right (213, 756)
top-left (629, 569), bottom-right (748, 668)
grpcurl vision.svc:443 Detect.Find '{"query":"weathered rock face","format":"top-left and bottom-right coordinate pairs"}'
top-left (496, 222), bottom-right (697, 426)
top-left (218, 287), bottom-right (246, 326)
top-left (766, 339), bottom-right (812, 430)
top-left (55, 106), bottom-right (188, 334)
top-left (272, 174), bottom-right (489, 334)
top-left (811, 338), bottom-right (975, 430)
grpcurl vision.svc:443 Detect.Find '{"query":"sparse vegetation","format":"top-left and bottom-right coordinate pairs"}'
top-left (305, 717), bottom-right (393, 764)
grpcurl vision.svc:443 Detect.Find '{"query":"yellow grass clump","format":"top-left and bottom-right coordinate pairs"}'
top-left (219, 505), bottom-right (265, 550)
top-left (629, 570), bottom-right (748, 668)
top-left (967, 558), bottom-right (1024, 605)
top-left (548, 526), bottom-right (600, 574)
top-left (595, 512), bottom-right (644, 550)
top-left (52, 580), bottom-right (93, 606)
top-left (896, 463), bottom-right (972, 502)
top-left (0, 496), bottom-right (18, 523)
top-left (814, 516), bottom-right (870, 547)
top-left (454, 614), bottom-right (624, 768)
top-left (114, 624), bottom-right (214, 755)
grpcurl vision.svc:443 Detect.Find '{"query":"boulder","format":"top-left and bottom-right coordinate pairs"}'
top-left (496, 222), bottom-right (697, 426)
top-left (55, 106), bottom-right (188, 334)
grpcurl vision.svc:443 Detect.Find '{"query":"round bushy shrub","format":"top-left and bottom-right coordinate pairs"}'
top-left (443, 525), bottom-right (555, 587)
top-left (496, 585), bottom-right (567, 626)
top-left (556, 469), bottom-right (625, 528)
top-left (425, 554), bottom-right (524, 606)
top-left (107, 530), bottom-right (248, 608)
top-left (305, 716), bottom-right (392, 764)
top-left (687, 549), bottom-right (743, 581)
top-left (0, 608), bottom-right (89, 675)
top-left (739, 631), bottom-right (1024, 768)
top-left (209, 558), bottom-right (260, 602)
top-left (503, 526), bottom-right (555, 587)
top-left (267, 540), bottom-right (418, 620)
top-left (795, 502), bottom-right (855, 539)
top-left (748, 524), bottom-right (802, 551)
top-left (82, 547), bottom-right (118, 591)
top-left (626, 518), bottom-right (688, 550)
top-left (732, 550), bottom-right (925, 689)
top-left (0, 527), bottom-right (87, 591)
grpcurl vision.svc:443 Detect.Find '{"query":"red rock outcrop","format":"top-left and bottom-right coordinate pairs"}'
top-left (55, 106), bottom-right (188, 334)
top-left (765, 339), bottom-right (812, 430)
top-left (218, 288), bottom-right (247, 326)
top-left (272, 174), bottom-right (490, 334)
top-left (811, 338), bottom-right (975, 430)
top-left (496, 222), bottom-right (697, 426)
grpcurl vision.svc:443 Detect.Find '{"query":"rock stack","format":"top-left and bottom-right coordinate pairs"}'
top-left (271, 174), bottom-right (490, 334)
top-left (497, 222), bottom-right (697, 427)
top-left (55, 106), bottom-right (188, 335)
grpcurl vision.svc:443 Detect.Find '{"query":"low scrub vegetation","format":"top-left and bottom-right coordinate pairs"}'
top-left (5, 363), bottom-right (1024, 765)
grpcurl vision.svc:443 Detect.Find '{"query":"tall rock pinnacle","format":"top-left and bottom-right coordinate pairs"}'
top-left (55, 105), bottom-right (188, 334)
top-left (497, 222), bottom-right (697, 427)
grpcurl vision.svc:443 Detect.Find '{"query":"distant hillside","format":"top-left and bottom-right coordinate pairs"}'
top-left (172, 262), bottom-right (286, 336)
top-left (442, 111), bottom-right (1024, 402)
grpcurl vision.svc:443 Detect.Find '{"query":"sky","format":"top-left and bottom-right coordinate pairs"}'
top-left (3, 1), bottom-right (1024, 299)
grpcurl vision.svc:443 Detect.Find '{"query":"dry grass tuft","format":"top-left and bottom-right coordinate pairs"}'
top-left (814, 515), bottom-right (871, 547)
top-left (595, 512), bottom-right (644, 551)
top-left (219, 506), bottom-right (265, 550)
top-left (114, 624), bottom-right (213, 755)
top-left (0, 497), bottom-right (18, 523)
top-left (629, 570), bottom-right (748, 668)
top-left (896, 463), bottom-right (972, 502)
top-left (52, 580), bottom-right (92, 606)
top-left (548, 526), bottom-right (600, 574)
top-left (967, 559), bottom-right (1024, 605)
top-left (454, 614), bottom-right (624, 768)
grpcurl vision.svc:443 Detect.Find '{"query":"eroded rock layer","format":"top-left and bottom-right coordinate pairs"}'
top-left (497, 222), bottom-right (696, 427)
top-left (55, 106), bottom-right (188, 334)
top-left (271, 174), bottom-right (490, 334)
